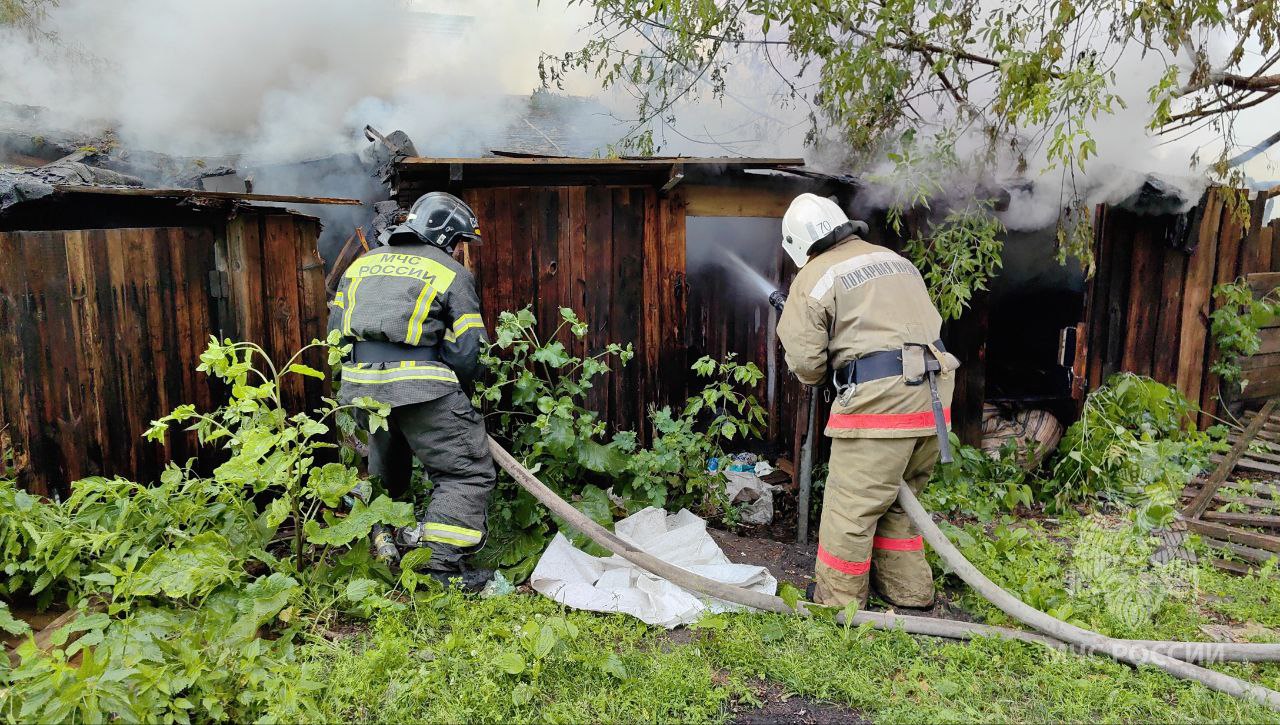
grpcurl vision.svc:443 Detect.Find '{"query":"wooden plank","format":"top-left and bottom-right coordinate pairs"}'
top-left (224, 216), bottom-right (266, 342)
top-left (294, 218), bottom-right (328, 410)
top-left (564, 187), bottom-right (588, 360)
top-left (1221, 436), bottom-right (1280, 465)
top-left (584, 185), bottom-right (615, 420)
top-left (1240, 352), bottom-right (1280, 371)
top-left (610, 187), bottom-right (646, 429)
top-left (1246, 271), bottom-right (1280, 298)
top-left (534, 188), bottom-right (562, 337)
top-left (135, 228), bottom-right (176, 468)
top-left (1269, 220), bottom-right (1280, 274)
top-left (1257, 225), bottom-right (1274, 274)
top-left (21, 232), bottom-right (73, 492)
top-left (509, 189), bottom-right (538, 328)
top-left (262, 215), bottom-right (306, 408)
top-left (1201, 197), bottom-right (1249, 419)
top-left (61, 229), bottom-right (108, 481)
top-left (1100, 211), bottom-right (1134, 382)
top-left (1202, 510), bottom-right (1280, 529)
top-left (399, 155), bottom-right (803, 168)
top-left (657, 190), bottom-right (688, 409)
top-left (163, 226), bottom-right (208, 466)
top-left (105, 228), bottom-right (150, 477)
top-left (461, 188), bottom-right (496, 323)
top-left (1210, 558), bottom-right (1255, 575)
top-left (1181, 485), bottom-right (1277, 509)
top-left (83, 230), bottom-right (127, 481)
top-left (1185, 517), bottom-right (1280, 552)
top-left (1237, 376), bottom-right (1280, 401)
top-left (1121, 222), bottom-right (1160, 375)
top-left (642, 187), bottom-right (662, 425)
top-left (1185, 397), bottom-right (1279, 518)
top-left (1200, 537), bottom-right (1279, 565)
top-left (1222, 455), bottom-right (1280, 475)
top-left (550, 187), bottom-right (572, 347)
top-left (1177, 191), bottom-right (1224, 410)
top-left (1152, 242), bottom-right (1188, 385)
top-left (0, 232), bottom-right (34, 489)
top-left (491, 188), bottom-right (517, 322)
top-left (684, 185), bottom-right (794, 218)
top-left (1083, 204), bottom-right (1112, 392)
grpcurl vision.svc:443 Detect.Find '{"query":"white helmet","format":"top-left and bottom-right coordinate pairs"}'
top-left (780, 193), bottom-right (865, 267)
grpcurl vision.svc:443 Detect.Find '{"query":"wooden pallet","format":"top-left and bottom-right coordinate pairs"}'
top-left (1179, 399), bottom-right (1280, 573)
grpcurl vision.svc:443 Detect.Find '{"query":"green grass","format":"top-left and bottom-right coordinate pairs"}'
top-left (300, 593), bottom-right (744, 723)
top-left (300, 563), bottom-right (1280, 724)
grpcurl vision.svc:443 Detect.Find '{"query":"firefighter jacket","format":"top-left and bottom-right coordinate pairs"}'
top-left (328, 242), bottom-right (488, 408)
top-left (777, 235), bottom-right (956, 439)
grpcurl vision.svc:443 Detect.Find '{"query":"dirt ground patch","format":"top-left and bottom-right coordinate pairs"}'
top-left (731, 678), bottom-right (870, 725)
top-left (709, 527), bottom-right (817, 592)
top-left (709, 526), bottom-right (979, 623)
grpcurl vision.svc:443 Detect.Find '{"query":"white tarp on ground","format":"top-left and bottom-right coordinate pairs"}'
top-left (529, 507), bottom-right (778, 628)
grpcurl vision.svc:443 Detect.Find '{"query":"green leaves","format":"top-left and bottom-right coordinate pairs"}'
top-left (1210, 279), bottom-right (1280, 387)
top-left (0, 600), bottom-right (31, 636)
top-left (493, 651), bottom-right (527, 674)
top-left (904, 204), bottom-right (1005, 322)
top-left (129, 532), bottom-right (241, 600)
top-left (287, 363), bottom-right (325, 379)
top-left (307, 463), bottom-right (361, 508)
top-left (304, 495), bottom-right (414, 547)
top-left (576, 439), bottom-right (626, 473)
top-left (1047, 373), bottom-right (1216, 528)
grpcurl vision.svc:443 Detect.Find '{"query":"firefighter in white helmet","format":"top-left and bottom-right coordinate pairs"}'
top-left (776, 193), bottom-right (959, 609)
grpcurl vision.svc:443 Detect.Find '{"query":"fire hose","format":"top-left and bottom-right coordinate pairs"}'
top-left (487, 436), bottom-right (1280, 711)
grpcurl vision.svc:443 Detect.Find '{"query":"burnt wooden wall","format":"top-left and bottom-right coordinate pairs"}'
top-left (459, 186), bottom-right (688, 433)
top-left (1082, 189), bottom-right (1280, 425)
top-left (0, 210), bottom-right (325, 495)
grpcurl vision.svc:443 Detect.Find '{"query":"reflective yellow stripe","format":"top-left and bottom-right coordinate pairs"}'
top-left (405, 284), bottom-right (438, 345)
top-left (422, 534), bottom-right (479, 547)
top-left (342, 278), bottom-right (362, 334)
top-left (333, 291), bottom-right (345, 309)
top-left (344, 252), bottom-right (457, 291)
top-left (420, 522), bottom-right (483, 547)
top-left (452, 313), bottom-right (483, 331)
top-left (425, 522), bottom-right (482, 539)
top-left (341, 364), bottom-right (458, 385)
top-left (342, 373), bottom-right (459, 385)
top-left (444, 314), bottom-right (484, 343)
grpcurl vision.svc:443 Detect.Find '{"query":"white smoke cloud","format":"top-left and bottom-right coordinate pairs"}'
top-left (0, 0), bottom-right (612, 163)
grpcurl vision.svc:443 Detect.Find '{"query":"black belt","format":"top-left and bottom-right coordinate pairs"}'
top-left (832, 339), bottom-right (954, 464)
top-left (351, 340), bottom-right (440, 364)
top-left (833, 339), bottom-right (947, 387)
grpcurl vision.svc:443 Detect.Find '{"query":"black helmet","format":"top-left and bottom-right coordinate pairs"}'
top-left (384, 191), bottom-right (482, 251)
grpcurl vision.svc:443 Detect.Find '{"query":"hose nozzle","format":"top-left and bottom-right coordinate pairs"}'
top-left (768, 290), bottom-right (787, 312)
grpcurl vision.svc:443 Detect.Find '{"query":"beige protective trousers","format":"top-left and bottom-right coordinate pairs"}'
top-left (814, 435), bottom-right (939, 609)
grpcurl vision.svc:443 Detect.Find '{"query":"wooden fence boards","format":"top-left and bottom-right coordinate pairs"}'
top-left (1084, 188), bottom-right (1277, 422)
top-left (1, 211), bottom-right (324, 496)
top-left (457, 185), bottom-right (688, 440)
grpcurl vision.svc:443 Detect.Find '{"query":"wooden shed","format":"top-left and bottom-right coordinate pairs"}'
top-left (0, 188), bottom-right (329, 496)
top-left (384, 156), bottom-right (945, 470)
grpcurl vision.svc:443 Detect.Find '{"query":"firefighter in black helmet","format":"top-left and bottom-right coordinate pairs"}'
top-left (329, 191), bottom-right (494, 589)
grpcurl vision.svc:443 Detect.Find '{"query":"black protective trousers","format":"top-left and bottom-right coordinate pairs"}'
top-left (368, 389), bottom-right (496, 571)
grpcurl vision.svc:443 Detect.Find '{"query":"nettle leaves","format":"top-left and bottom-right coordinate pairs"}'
top-left (304, 496), bottom-right (415, 547)
top-left (142, 337), bottom-right (398, 570)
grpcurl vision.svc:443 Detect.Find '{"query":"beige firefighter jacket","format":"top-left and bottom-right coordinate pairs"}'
top-left (777, 236), bottom-right (956, 438)
top-left (328, 243), bottom-right (488, 407)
